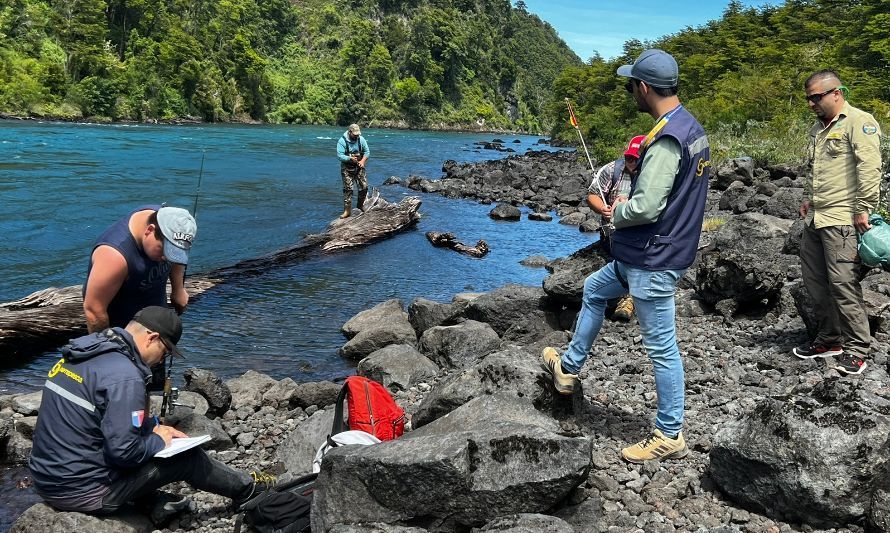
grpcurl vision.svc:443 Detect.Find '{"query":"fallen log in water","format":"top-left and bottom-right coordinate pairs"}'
top-left (425, 231), bottom-right (490, 258)
top-left (0, 193), bottom-right (422, 363)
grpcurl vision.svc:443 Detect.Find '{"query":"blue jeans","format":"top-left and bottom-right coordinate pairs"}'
top-left (562, 261), bottom-right (686, 437)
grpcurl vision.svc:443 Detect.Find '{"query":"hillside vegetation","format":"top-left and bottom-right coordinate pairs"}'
top-left (550, 0), bottom-right (890, 167)
top-left (0, 0), bottom-right (580, 130)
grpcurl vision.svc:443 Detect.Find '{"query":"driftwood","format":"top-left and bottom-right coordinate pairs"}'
top-left (0, 193), bottom-right (421, 362)
top-left (425, 231), bottom-right (490, 258)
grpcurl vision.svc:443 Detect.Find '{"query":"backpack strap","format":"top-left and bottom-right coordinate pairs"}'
top-left (331, 382), bottom-right (349, 435)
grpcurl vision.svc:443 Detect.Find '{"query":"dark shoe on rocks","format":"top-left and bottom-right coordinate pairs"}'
top-left (834, 354), bottom-right (867, 375)
top-left (793, 343), bottom-right (843, 359)
top-left (235, 471), bottom-right (277, 511)
top-left (541, 347), bottom-right (579, 395)
top-left (149, 492), bottom-right (193, 527)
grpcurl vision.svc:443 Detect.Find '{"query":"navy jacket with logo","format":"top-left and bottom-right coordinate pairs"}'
top-left (611, 106), bottom-right (711, 270)
top-left (28, 329), bottom-right (165, 508)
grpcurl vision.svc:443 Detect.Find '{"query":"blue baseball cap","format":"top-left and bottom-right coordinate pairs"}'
top-left (156, 207), bottom-right (196, 265)
top-left (617, 49), bottom-right (679, 89)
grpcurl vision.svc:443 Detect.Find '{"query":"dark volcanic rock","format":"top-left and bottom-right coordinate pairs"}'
top-left (357, 344), bottom-right (439, 392)
top-left (412, 346), bottom-right (557, 428)
top-left (710, 377), bottom-right (890, 528)
top-left (694, 213), bottom-right (793, 313)
top-left (474, 513), bottom-right (575, 532)
top-left (713, 157), bottom-right (755, 190)
top-left (290, 381), bottom-right (342, 409)
top-left (464, 284), bottom-right (551, 336)
top-left (407, 297), bottom-right (466, 337)
top-left (310, 394), bottom-right (592, 533)
top-left (489, 203), bottom-right (521, 220)
top-left (542, 243), bottom-right (608, 305)
top-left (528, 212), bottom-right (552, 222)
top-left (418, 320), bottom-right (501, 369)
top-left (11, 503), bottom-right (153, 533)
top-left (183, 369), bottom-right (232, 417)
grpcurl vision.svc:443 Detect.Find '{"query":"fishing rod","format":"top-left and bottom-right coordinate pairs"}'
top-left (159, 151), bottom-right (203, 423)
top-left (565, 98), bottom-right (606, 206)
top-left (193, 151), bottom-right (205, 220)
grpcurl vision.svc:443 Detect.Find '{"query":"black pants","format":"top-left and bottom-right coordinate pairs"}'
top-left (98, 448), bottom-right (252, 513)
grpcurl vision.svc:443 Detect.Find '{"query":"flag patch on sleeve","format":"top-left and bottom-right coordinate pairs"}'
top-left (131, 410), bottom-right (144, 427)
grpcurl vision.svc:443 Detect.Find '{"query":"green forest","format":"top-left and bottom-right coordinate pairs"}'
top-left (0, 0), bottom-right (579, 131)
top-left (551, 0), bottom-right (890, 165)
top-left (1, 0), bottom-right (888, 167)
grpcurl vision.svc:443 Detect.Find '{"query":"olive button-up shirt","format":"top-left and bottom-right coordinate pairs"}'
top-left (806, 101), bottom-right (883, 229)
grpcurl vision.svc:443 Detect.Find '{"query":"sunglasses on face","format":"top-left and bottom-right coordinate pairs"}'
top-left (806, 87), bottom-right (837, 103)
top-left (624, 80), bottom-right (636, 93)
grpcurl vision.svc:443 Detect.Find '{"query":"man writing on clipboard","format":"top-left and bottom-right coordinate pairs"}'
top-left (29, 307), bottom-right (274, 519)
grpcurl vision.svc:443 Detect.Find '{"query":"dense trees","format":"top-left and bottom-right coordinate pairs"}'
top-left (0, 0), bottom-right (580, 130)
top-left (549, 0), bottom-right (890, 166)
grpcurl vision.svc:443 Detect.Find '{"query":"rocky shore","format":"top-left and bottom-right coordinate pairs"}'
top-left (3, 151), bottom-right (890, 532)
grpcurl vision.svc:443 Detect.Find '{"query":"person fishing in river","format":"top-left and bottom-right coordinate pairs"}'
top-left (336, 123), bottom-right (371, 219)
top-left (588, 134), bottom-right (645, 321)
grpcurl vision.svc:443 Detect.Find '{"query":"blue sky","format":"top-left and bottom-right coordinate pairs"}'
top-left (520, 0), bottom-right (770, 61)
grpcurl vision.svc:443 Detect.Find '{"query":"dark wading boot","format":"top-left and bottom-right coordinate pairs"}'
top-left (357, 188), bottom-right (368, 212)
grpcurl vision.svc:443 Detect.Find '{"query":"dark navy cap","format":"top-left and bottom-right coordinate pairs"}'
top-left (617, 49), bottom-right (679, 89)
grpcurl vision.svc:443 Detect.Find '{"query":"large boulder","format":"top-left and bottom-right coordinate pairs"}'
top-left (473, 513), bottom-right (575, 532)
top-left (762, 187), bottom-right (805, 220)
top-left (543, 243), bottom-right (608, 305)
top-left (357, 344), bottom-right (439, 392)
top-left (170, 412), bottom-right (233, 451)
top-left (10, 503), bottom-right (153, 533)
top-left (490, 204), bottom-right (521, 221)
top-left (310, 394), bottom-right (592, 532)
top-left (713, 157), bottom-right (755, 191)
top-left (694, 213), bottom-right (794, 314)
top-left (226, 370), bottom-right (278, 411)
top-left (339, 320), bottom-right (418, 360)
top-left (710, 377), bottom-right (890, 528)
top-left (341, 299), bottom-right (407, 339)
top-left (274, 408), bottom-right (336, 475)
top-left (290, 381), bottom-right (342, 410)
top-left (407, 297), bottom-right (466, 337)
top-left (339, 300), bottom-right (417, 359)
top-left (418, 320), bottom-right (501, 369)
top-left (412, 346), bottom-right (556, 428)
top-left (11, 392), bottom-right (42, 416)
top-left (183, 368), bottom-right (231, 417)
top-left (464, 284), bottom-right (551, 336)
top-left (718, 181), bottom-right (754, 214)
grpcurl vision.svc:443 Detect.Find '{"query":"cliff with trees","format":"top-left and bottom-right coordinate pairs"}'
top-left (0, 0), bottom-right (580, 130)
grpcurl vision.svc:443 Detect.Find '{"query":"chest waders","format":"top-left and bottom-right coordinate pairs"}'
top-left (340, 138), bottom-right (368, 219)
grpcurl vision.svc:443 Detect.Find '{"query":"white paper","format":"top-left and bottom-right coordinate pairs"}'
top-left (154, 435), bottom-right (211, 458)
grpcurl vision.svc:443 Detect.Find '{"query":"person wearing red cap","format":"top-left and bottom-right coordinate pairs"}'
top-left (587, 135), bottom-right (645, 321)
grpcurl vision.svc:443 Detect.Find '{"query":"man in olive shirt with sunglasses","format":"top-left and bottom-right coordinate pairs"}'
top-left (794, 69), bottom-right (883, 375)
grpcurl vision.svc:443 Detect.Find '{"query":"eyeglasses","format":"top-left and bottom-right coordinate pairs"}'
top-left (153, 333), bottom-right (172, 358)
top-left (805, 87), bottom-right (838, 103)
top-left (624, 80), bottom-right (637, 93)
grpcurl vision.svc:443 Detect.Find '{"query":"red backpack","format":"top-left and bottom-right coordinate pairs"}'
top-left (332, 376), bottom-right (405, 441)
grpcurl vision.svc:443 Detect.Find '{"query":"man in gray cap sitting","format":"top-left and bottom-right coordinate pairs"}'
top-left (83, 205), bottom-right (197, 333)
top-left (542, 49), bottom-right (711, 463)
top-left (336, 123), bottom-right (371, 218)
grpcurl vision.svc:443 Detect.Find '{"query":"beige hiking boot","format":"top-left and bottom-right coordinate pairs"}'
top-left (613, 296), bottom-right (634, 321)
top-left (541, 347), bottom-right (579, 395)
top-left (621, 429), bottom-right (688, 464)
